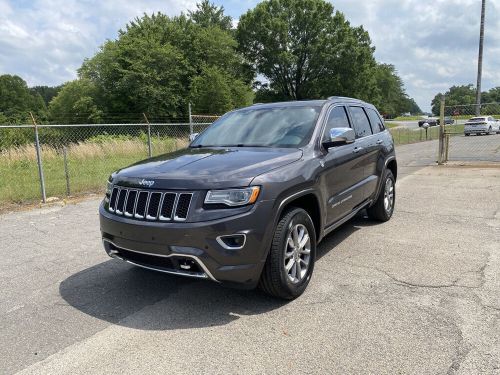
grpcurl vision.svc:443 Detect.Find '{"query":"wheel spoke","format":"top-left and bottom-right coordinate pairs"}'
top-left (298, 233), bottom-right (309, 249)
top-left (285, 258), bottom-right (295, 272)
top-left (292, 226), bottom-right (299, 246)
top-left (300, 247), bottom-right (310, 255)
top-left (295, 259), bottom-right (302, 280)
top-left (287, 237), bottom-right (295, 249)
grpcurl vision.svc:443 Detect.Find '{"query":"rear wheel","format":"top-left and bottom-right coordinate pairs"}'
top-left (367, 169), bottom-right (395, 222)
top-left (259, 207), bottom-right (316, 300)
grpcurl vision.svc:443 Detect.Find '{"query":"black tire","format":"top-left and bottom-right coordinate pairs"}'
top-left (367, 169), bottom-right (396, 222)
top-left (465, 133), bottom-right (470, 136)
top-left (259, 207), bottom-right (316, 300)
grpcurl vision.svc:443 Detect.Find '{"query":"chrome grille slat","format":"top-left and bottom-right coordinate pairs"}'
top-left (174, 193), bottom-right (193, 221)
top-left (108, 186), bottom-right (192, 222)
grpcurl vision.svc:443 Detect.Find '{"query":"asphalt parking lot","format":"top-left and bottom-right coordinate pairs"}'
top-left (1, 142), bottom-right (499, 374)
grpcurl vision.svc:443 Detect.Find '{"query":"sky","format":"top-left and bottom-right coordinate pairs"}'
top-left (1, 0), bottom-right (499, 112)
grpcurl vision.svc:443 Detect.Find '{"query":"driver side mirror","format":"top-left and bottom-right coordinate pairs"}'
top-left (189, 133), bottom-right (199, 142)
top-left (322, 127), bottom-right (355, 149)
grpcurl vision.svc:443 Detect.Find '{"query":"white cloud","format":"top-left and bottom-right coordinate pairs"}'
top-left (1, 0), bottom-right (499, 112)
top-left (0, 0), bottom-right (197, 86)
top-left (332, 0), bottom-right (500, 111)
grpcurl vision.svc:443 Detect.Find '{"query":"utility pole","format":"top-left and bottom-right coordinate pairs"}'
top-left (475, 0), bottom-right (486, 115)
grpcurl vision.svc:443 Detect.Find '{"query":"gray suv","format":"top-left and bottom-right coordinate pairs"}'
top-left (100, 97), bottom-right (397, 299)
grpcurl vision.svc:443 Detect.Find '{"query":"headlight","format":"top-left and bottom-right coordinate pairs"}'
top-left (205, 186), bottom-right (260, 207)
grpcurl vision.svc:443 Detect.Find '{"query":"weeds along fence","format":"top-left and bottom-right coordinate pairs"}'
top-left (388, 125), bottom-right (443, 145)
top-left (0, 113), bottom-right (476, 209)
top-left (0, 114), bottom-right (217, 207)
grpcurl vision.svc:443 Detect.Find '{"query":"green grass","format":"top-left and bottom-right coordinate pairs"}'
top-left (391, 116), bottom-right (425, 121)
top-left (0, 137), bottom-right (187, 207)
top-left (385, 122), bottom-right (401, 129)
top-left (0, 127), bottom-right (467, 208)
top-left (389, 124), bottom-right (464, 145)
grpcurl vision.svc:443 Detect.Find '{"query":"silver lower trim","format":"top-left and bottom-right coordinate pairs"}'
top-left (102, 239), bottom-right (219, 282)
top-left (216, 234), bottom-right (247, 250)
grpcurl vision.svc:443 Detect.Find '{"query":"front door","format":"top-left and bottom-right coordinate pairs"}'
top-left (318, 106), bottom-right (367, 226)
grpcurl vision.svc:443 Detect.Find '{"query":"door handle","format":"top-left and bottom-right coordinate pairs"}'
top-left (353, 147), bottom-right (364, 154)
top-left (376, 139), bottom-right (383, 145)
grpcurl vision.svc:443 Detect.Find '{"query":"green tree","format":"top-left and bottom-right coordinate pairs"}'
top-left (31, 85), bottom-right (63, 107)
top-left (188, 0), bottom-right (233, 31)
top-left (236, 0), bottom-right (377, 100)
top-left (431, 85), bottom-right (476, 115)
top-left (0, 74), bottom-right (46, 124)
top-left (190, 67), bottom-right (253, 113)
top-left (48, 79), bottom-right (103, 124)
top-left (371, 64), bottom-right (421, 117)
top-left (79, 11), bottom-right (251, 119)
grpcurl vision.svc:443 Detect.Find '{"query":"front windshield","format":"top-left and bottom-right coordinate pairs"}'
top-left (191, 105), bottom-right (322, 148)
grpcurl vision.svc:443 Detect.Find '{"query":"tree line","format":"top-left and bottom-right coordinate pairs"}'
top-left (431, 85), bottom-right (500, 115)
top-left (0, 0), bottom-right (422, 127)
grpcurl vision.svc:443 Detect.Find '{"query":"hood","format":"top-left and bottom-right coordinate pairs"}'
top-left (113, 147), bottom-right (303, 190)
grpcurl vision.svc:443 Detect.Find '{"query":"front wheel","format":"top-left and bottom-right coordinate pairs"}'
top-left (367, 169), bottom-right (396, 222)
top-left (259, 207), bottom-right (316, 300)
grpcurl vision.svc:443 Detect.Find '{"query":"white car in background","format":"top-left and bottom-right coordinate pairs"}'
top-left (464, 116), bottom-right (500, 136)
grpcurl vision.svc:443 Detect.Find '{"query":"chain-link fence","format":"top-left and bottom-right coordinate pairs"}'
top-left (0, 114), bottom-right (218, 208)
top-left (442, 103), bottom-right (500, 163)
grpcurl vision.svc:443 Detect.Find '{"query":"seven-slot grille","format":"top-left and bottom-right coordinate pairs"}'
top-left (108, 186), bottom-right (192, 221)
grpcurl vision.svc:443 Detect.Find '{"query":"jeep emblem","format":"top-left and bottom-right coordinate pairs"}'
top-left (138, 179), bottom-right (155, 187)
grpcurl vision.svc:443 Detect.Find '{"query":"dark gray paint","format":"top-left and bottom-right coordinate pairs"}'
top-left (100, 97), bottom-right (397, 288)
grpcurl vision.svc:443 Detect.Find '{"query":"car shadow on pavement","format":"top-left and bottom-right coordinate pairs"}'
top-left (59, 259), bottom-right (287, 331)
top-left (59, 213), bottom-right (376, 331)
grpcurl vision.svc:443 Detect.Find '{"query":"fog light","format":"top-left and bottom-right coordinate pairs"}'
top-left (216, 234), bottom-right (246, 249)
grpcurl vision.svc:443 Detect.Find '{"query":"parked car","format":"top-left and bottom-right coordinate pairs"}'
top-left (464, 116), bottom-right (500, 136)
top-left (99, 97), bottom-right (397, 299)
top-left (418, 118), bottom-right (438, 127)
top-left (436, 117), bottom-right (455, 125)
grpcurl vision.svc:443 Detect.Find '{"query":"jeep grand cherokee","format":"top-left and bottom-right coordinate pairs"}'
top-left (100, 97), bottom-right (397, 299)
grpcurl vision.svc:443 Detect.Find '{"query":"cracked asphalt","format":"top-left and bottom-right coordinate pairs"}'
top-left (1, 141), bottom-right (499, 374)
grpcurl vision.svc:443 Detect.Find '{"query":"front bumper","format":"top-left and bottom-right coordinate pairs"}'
top-left (99, 199), bottom-right (277, 289)
top-left (464, 126), bottom-right (488, 134)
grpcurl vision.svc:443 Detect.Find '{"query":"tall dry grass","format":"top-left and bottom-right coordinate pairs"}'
top-left (0, 137), bottom-right (189, 163)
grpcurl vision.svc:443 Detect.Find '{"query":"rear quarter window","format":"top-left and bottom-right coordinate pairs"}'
top-left (349, 106), bottom-right (373, 138)
top-left (366, 108), bottom-right (385, 133)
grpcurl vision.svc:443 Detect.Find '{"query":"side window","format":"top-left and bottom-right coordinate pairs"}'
top-left (349, 106), bottom-right (373, 138)
top-left (322, 106), bottom-right (351, 142)
top-left (366, 108), bottom-right (385, 133)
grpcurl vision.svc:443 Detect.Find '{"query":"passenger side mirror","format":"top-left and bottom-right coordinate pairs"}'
top-left (322, 127), bottom-right (355, 149)
top-left (189, 133), bottom-right (199, 142)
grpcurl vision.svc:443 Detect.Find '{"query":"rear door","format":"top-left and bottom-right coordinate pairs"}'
top-left (318, 106), bottom-right (367, 225)
top-left (347, 106), bottom-right (377, 202)
top-left (364, 107), bottom-right (387, 196)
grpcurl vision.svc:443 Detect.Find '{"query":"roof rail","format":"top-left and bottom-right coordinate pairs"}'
top-left (327, 96), bottom-right (364, 102)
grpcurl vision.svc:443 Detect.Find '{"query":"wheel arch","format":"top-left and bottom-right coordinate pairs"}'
top-left (275, 190), bottom-right (322, 242)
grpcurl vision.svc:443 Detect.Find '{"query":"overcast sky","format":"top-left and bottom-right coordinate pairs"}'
top-left (1, 0), bottom-right (499, 112)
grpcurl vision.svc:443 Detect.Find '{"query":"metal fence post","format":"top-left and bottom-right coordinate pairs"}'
top-left (62, 146), bottom-right (71, 196)
top-left (30, 112), bottom-right (46, 203)
top-left (143, 113), bottom-right (152, 157)
top-left (188, 102), bottom-right (193, 136)
top-left (438, 97), bottom-right (445, 164)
